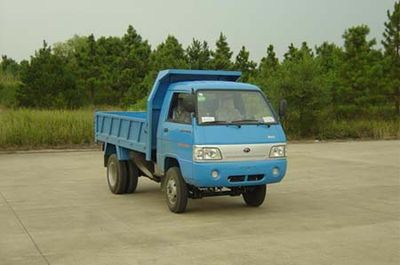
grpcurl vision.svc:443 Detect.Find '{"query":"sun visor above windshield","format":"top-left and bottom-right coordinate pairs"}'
top-left (165, 69), bottom-right (241, 83)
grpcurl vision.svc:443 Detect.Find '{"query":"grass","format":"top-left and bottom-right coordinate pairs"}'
top-left (0, 109), bottom-right (94, 149)
top-left (318, 119), bottom-right (400, 140)
top-left (0, 108), bottom-right (398, 150)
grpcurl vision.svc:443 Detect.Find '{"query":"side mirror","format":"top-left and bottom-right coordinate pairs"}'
top-left (279, 99), bottom-right (287, 119)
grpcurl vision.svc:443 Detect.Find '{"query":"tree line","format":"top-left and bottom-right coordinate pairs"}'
top-left (0, 2), bottom-right (398, 137)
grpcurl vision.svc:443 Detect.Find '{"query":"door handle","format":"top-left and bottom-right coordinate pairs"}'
top-left (163, 128), bottom-right (169, 132)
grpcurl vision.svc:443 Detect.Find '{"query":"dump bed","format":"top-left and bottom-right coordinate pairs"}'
top-left (95, 111), bottom-right (147, 153)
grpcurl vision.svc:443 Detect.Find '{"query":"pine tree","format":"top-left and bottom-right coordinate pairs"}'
top-left (382, 1), bottom-right (400, 115)
top-left (315, 42), bottom-right (342, 72)
top-left (255, 45), bottom-right (280, 101)
top-left (123, 25), bottom-right (143, 48)
top-left (78, 34), bottom-right (100, 105)
top-left (234, 46), bottom-right (256, 82)
top-left (339, 25), bottom-right (381, 118)
top-left (186, 39), bottom-right (211, 69)
top-left (211, 33), bottom-right (233, 70)
top-left (283, 43), bottom-right (299, 61)
top-left (121, 25), bottom-right (151, 105)
top-left (259, 45), bottom-right (279, 72)
top-left (315, 42), bottom-right (344, 117)
top-left (299, 41), bottom-right (314, 58)
top-left (150, 35), bottom-right (188, 71)
top-left (278, 44), bottom-right (330, 137)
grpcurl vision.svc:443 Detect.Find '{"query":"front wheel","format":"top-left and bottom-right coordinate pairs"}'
top-left (242, 185), bottom-right (267, 207)
top-left (165, 167), bottom-right (188, 213)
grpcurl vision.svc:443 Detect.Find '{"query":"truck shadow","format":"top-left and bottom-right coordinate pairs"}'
top-left (185, 197), bottom-right (269, 215)
top-left (126, 181), bottom-right (296, 214)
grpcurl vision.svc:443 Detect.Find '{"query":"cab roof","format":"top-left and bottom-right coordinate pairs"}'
top-left (168, 80), bottom-right (261, 92)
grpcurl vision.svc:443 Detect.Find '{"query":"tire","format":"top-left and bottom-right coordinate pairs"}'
top-left (165, 167), bottom-right (188, 213)
top-left (125, 160), bottom-right (139, 193)
top-left (242, 185), bottom-right (267, 207)
top-left (106, 154), bottom-right (128, 194)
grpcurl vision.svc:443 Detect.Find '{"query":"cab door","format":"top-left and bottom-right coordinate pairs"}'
top-left (157, 92), bottom-right (194, 175)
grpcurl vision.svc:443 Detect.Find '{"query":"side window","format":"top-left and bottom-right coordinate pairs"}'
top-left (167, 93), bottom-right (194, 124)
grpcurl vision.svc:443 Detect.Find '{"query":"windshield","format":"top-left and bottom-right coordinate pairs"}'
top-left (197, 90), bottom-right (276, 125)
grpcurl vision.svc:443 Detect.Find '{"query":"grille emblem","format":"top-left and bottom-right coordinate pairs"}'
top-left (243, 147), bottom-right (251, 153)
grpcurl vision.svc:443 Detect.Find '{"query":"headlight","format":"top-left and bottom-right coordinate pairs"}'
top-left (193, 147), bottom-right (222, 161)
top-left (269, 145), bottom-right (286, 158)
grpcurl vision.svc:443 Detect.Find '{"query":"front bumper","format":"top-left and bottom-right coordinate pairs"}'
top-left (186, 159), bottom-right (287, 188)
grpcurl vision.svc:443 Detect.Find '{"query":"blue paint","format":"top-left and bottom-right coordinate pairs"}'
top-left (189, 159), bottom-right (287, 187)
top-left (116, 146), bottom-right (130, 161)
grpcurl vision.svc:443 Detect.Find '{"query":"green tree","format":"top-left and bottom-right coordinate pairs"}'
top-left (96, 36), bottom-right (126, 104)
top-left (315, 42), bottom-right (342, 72)
top-left (254, 44), bottom-right (280, 104)
top-left (136, 35), bottom-right (188, 99)
top-left (150, 35), bottom-right (188, 71)
top-left (382, 1), bottom-right (400, 115)
top-left (0, 56), bottom-right (21, 107)
top-left (299, 42), bottom-right (314, 58)
top-left (17, 41), bottom-right (80, 108)
top-left (234, 46), bottom-right (256, 82)
top-left (283, 43), bottom-right (299, 61)
top-left (186, 39), bottom-right (211, 69)
top-left (339, 25), bottom-right (383, 118)
top-left (211, 33), bottom-right (233, 70)
top-left (121, 26), bottom-right (151, 105)
top-left (1, 55), bottom-right (20, 75)
top-left (315, 42), bottom-right (344, 117)
top-left (73, 34), bottom-right (102, 105)
top-left (273, 44), bottom-right (330, 137)
top-left (53, 35), bottom-right (89, 58)
top-left (259, 45), bottom-right (279, 72)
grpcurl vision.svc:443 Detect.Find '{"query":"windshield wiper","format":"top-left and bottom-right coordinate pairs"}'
top-left (231, 119), bottom-right (261, 124)
top-left (201, 120), bottom-right (228, 125)
top-left (201, 120), bottom-right (242, 128)
top-left (231, 119), bottom-right (275, 126)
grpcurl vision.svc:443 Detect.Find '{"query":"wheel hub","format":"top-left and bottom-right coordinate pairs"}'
top-left (108, 161), bottom-right (117, 187)
top-left (166, 178), bottom-right (177, 205)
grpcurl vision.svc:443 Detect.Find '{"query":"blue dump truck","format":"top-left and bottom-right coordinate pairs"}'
top-left (95, 69), bottom-right (288, 213)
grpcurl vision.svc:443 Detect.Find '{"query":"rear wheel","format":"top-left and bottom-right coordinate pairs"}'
top-left (165, 167), bottom-right (188, 213)
top-left (106, 154), bottom-right (128, 194)
top-left (242, 185), bottom-right (267, 207)
top-left (125, 160), bottom-right (139, 193)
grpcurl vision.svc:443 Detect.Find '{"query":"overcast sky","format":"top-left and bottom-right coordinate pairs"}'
top-left (0, 0), bottom-right (396, 62)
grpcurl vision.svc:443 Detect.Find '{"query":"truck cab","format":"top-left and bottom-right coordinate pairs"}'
top-left (95, 69), bottom-right (287, 213)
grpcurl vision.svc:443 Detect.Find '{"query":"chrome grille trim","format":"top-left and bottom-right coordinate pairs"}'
top-left (193, 143), bottom-right (286, 162)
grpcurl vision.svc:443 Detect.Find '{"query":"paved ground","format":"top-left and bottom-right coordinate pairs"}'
top-left (0, 141), bottom-right (399, 265)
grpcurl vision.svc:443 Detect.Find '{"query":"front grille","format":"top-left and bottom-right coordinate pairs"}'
top-left (228, 174), bottom-right (264, 182)
top-left (247, 174), bottom-right (264, 181)
top-left (228, 175), bottom-right (245, 182)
